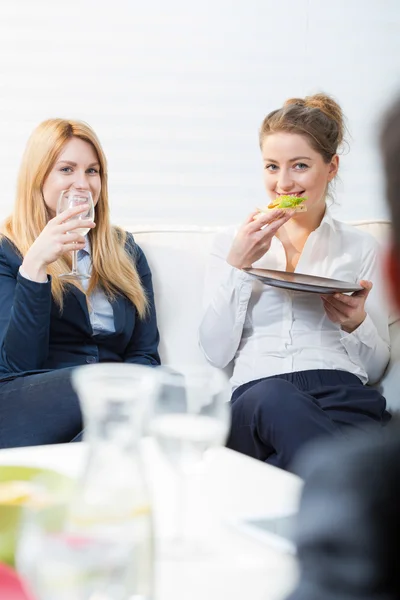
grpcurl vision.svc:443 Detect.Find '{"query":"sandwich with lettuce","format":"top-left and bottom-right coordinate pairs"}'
top-left (254, 195), bottom-right (307, 219)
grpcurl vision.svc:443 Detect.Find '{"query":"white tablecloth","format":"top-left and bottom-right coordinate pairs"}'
top-left (0, 442), bottom-right (303, 600)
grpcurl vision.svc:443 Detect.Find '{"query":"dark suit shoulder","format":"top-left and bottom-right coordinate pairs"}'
top-left (124, 230), bottom-right (137, 251)
top-left (288, 423), bottom-right (400, 600)
top-left (297, 423), bottom-right (400, 488)
top-left (114, 229), bottom-right (150, 278)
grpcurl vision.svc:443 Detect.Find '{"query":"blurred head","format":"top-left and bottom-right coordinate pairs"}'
top-left (380, 98), bottom-right (400, 312)
top-left (259, 93), bottom-right (344, 217)
top-left (16, 118), bottom-right (108, 230)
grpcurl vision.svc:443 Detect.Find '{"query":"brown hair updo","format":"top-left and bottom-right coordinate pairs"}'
top-left (259, 93), bottom-right (346, 164)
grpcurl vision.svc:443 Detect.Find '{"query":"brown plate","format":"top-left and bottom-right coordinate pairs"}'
top-left (243, 268), bottom-right (363, 294)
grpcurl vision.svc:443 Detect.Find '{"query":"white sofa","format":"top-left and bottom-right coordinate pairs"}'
top-left (132, 221), bottom-right (400, 414)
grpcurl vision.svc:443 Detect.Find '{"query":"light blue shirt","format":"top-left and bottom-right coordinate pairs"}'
top-left (19, 247), bottom-right (115, 336)
top-left (77, 240), bottom-right (115, 335)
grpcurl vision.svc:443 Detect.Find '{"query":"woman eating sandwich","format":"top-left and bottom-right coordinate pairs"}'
top-left (199, 93), bottom-right (391, 471)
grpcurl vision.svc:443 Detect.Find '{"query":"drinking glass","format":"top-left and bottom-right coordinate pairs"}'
top-left (17, 363), bottom-right (159, 600)
top-left (148, 366), bottom-right (231, 556)
top-left (70, 363), bottom-right (157, 600)
top-left (56, 189), bottom-right (94, 280)
top-left (17, 503), bottom-right (135, 600)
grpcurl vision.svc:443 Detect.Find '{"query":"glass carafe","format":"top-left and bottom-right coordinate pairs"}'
top-left (70, 363), bottom-right (157, 600)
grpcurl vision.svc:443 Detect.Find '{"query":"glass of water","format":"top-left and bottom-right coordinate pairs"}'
top-left (56, 188), bottom-right (95, 280)
top-left (148, 366), bottom-right (231, 556)
top-left (17, 503), bottom-right (135, 600)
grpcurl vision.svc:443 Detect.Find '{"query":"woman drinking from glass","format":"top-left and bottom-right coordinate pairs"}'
top-left (0, 119), bottom-right (160, 448)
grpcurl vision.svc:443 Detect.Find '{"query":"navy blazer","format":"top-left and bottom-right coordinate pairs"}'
top-left (0, 233), bottom-right (160, 382)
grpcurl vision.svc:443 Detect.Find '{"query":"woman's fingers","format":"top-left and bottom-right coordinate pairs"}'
top-left (322, 300), bottom-right (342, 323)
top-left (352, 280), bottom-right (373, 298)
top-left (268, 212), bottom-right (294, 231)
top-left (255, 212), bottom-right (293, 240)
top-left (322, 294), bottom-right (354, 310)
top-left (331, 293), bottom-right (358, 307)
top-left (52, 204), bottom-right (90, 224)
top-left (244, 211), bottom-right (262, 225)
top-left (247, 209), bottom-right (286, 232)
top-left (63, 232), bottom-right (87, 244)
top-left (59, 218), bottom-right (96, 234)
top-left (58, 233), bottom-right (86, 253)
top-left (229, 207), bottom-right (294, 269)
top-left (322, 295), bottom-right (352, 318)
top-left (322, 289), bottom-right (368, 313)
top-left (61, 242), bottom-right (86, 253)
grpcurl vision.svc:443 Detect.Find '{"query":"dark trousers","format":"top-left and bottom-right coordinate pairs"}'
top-left (0, 368), bottom-right (82, 449)
top-left (227, 369), bottom-right (390, 471)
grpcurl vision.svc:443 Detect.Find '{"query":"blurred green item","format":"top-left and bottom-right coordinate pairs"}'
top-left (0, 465), bottom-right (73, 566)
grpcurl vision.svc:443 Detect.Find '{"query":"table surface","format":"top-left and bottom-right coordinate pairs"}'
top-left (0, 442), bottom-right (303, 600)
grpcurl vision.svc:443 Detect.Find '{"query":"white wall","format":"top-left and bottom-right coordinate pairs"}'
top-left (1, 0), bottom-right (399, 226)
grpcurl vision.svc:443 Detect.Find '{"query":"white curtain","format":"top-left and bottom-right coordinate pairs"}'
top-left (0, 0), bottom-right (399, 225)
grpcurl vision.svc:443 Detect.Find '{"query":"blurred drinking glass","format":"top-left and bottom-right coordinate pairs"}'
top-left (148, 366), bottom-right (231, 557)
top-left (17, 364), bottom-right (159, 600)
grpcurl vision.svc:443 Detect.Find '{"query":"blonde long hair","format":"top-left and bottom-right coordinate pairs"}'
top-left (1, 119), bottom-right (148, 317)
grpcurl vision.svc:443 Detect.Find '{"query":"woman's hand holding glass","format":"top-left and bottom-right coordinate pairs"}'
top-left (56, 189), bottom-right (95, 280)
top-left (227, 208), bottom-right (294, 269)
top-left (21, 203), bottom-right (95, 283)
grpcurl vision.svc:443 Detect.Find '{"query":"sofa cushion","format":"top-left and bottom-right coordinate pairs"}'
top-left (131, 227), bottom-right (222, 367)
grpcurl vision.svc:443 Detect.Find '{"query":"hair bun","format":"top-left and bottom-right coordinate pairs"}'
top-left (305, 93), bottom-right (342, 118)
top-left (284, 97), bottom-right (307, 108)
top-left (259, 92), bottom-right (347, 162)
top-left (284, 93), bottom-right (345, 147)
top-left (306, 93), bottom-right (345, 145)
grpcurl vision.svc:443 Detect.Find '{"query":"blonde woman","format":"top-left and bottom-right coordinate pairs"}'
top-left (0, 119), bottom-right (160, 448)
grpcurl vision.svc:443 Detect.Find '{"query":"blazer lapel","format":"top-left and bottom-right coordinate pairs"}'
top-left (66, 286), bottom-right (129, 335)
top-left (112, 294), bottom-right (127, 333)
top-left (68, 285), bottom-right (92, 331)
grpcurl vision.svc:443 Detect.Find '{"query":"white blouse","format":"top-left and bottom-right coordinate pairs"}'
top-left (199, 209), bottom-right (390, 390)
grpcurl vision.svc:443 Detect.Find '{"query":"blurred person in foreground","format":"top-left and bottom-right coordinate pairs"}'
top-left (287, 97), bottom-right (400, 599)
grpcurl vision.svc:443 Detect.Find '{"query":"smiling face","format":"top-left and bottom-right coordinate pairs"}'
top-left (42, 136), bottom-right (102, 218)
top-left (261, 132), bottom-right (339, 218)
